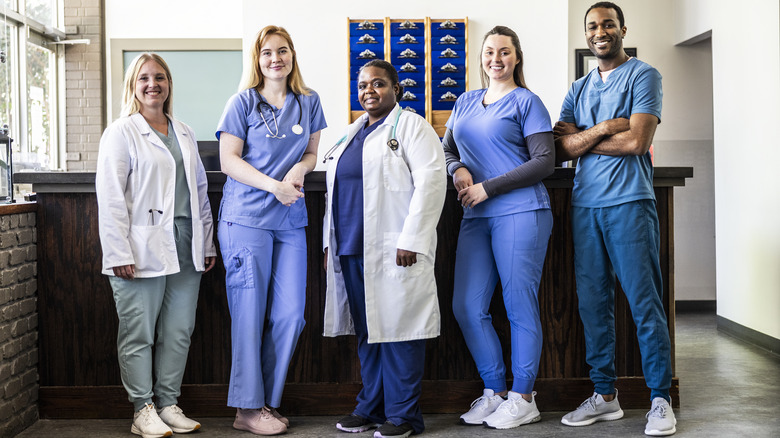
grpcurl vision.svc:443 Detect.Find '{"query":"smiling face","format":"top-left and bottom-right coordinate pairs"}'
top-left (481, 34), bottom-right (519, 85)
top-left (357, 66), bottom-right (399, 124)
top-left (585, 7), bottom-right (627, 60)
top-left (134, 60), bottom-right (169, 113)
top-left (259, 33), bottom-right (294, 83)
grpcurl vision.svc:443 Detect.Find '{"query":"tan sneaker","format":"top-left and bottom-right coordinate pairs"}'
top-left (157, 404), bottom-right (201, 433)
top-left (233, 407), bottom-right (287, 436)
top-left (131, 403), bottom-right (172, 438)
top-left (267, 406), bottom-right (290, 427)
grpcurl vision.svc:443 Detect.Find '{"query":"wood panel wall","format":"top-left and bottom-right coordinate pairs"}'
top-left (34, 175), bottom-right (679, 418)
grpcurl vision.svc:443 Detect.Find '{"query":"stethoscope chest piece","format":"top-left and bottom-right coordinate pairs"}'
top-left (291, 124), bottom-right (304, 135)
top-left (387, 138), bottom-right (399, 151)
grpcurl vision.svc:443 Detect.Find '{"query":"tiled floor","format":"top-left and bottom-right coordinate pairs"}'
top-left (16, 312), bottom-right (780, 437)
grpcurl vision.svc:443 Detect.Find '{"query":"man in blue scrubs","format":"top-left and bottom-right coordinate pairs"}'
top-left (554, 2), bottom-right (677, 436)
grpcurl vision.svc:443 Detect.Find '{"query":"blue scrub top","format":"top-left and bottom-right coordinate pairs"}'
top-left (216, 88), bottom-right (327, 229)
top-left (446, 87), bottom-right (552, 218)
top-left (559, 57), bottom-right (662, 208)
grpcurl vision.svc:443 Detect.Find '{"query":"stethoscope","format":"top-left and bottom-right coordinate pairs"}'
top-left (322, 109), bottom-right (402, 163)
top-left (256, 90), bottom-right (303, 139)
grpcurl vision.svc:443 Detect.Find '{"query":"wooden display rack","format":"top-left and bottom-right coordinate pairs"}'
top-left (347, 17), bottom-right (468, 137)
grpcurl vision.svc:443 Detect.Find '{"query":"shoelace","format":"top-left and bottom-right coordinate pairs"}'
top-left (259, 407), bottom-right (275, 421)
top-left (496, 398), bottom-right (521, 416)
top-left (469, 395), bottom-right (490, 410)
top-left (577, 395), bottom-right (598, 412)
top-left (647, 403), bottom-right (667, 419)
top-left (165, 405), bottom-right (183, 416)
top-left (139, 404), bottom-right (157, 425)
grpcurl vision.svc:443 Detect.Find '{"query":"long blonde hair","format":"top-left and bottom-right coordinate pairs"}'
top-left (120, 53), bottom-right (174, 117)
top-left (239, 25), bottom-right (311, 96)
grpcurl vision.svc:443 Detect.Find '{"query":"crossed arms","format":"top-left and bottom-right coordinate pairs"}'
top-left (553, 112), bottom-right (659, 162)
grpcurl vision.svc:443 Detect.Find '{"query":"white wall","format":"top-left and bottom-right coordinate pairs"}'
top-left (242, 0), bottom-right (569, 164)
top-left (104, 0), bottom-right (244, 39)
top-left (103, 0), bottom-right (244, 115)
top-left (568, 0), bottom-right (717, 302)
top-left (675, 0), bottom-right (780, 340)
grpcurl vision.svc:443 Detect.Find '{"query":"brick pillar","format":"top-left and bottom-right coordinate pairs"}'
top-left (0, 207), bottom-right (39, 437)
top-left (63, 0), bottom-right (104, 171)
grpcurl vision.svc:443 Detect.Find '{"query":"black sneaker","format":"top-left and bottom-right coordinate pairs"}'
top-left (336, 414), bottom-right (378, 433)
top-left (373, 421), bottom-right (413, 438)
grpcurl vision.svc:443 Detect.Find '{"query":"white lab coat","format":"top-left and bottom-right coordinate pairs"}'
top-left (323, 105), bottom-right (446, 342)
top-left (96, 113), bottom-right (217, 277)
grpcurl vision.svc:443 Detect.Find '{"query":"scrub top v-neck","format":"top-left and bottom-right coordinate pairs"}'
top-left (216, 88), bottom-right (327, 230)
top-left (446, 87), bottom-right (552, 218)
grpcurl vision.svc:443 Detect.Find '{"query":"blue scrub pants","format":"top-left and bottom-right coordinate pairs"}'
top-left (110, 218), bottom-right (202, 412)
top-left (571, 200), bottom-right (672, 402)
top-left (452, 209), bottom-right (552, 395)
top-left (218, 221), bottom-right (306, 409)
top-left (340, 255), bottom-right (426, 434)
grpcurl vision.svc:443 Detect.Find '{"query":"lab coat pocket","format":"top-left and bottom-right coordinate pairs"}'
top-left (128, 225), bottom-right (166, 272)
top-left (382, 232), bottom-right (424, 279)
top-left (224, 247), bottom-right (255, 289)
top-left (382, 155), bottom-right (413, 192)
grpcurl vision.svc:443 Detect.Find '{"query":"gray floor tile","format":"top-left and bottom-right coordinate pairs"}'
top-left (16, 312), bottom-right (780, 437)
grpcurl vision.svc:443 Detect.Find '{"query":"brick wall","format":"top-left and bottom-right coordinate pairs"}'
top-left (63, 0), bottom-right (104, 171)
top-left (0, 206), bottom-right (38, 438)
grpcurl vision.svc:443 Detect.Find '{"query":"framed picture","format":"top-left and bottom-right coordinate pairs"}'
top-left (575, 47), bottom-right (637, 79)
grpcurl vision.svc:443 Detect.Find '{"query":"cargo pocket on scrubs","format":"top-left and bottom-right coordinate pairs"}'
top-left (224, 247), bottom-right (255, 289)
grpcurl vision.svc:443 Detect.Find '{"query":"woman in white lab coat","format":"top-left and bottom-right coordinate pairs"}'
top-left (96, 52), bottom-right (216, 438)
top-left (323, 59), bottom-right (446, 438)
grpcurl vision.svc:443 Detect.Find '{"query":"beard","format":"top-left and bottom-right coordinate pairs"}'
top-left (589, 38), bottom-right (623, 60)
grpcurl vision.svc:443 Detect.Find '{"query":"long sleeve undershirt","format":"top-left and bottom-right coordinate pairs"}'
top-left (442, 128), bottom-right (554, 197)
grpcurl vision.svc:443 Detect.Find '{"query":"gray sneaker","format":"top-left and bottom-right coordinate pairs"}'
top-left (645, 397), bottom-right (677, 436)
top-left (561, 392), bottom-right (624, 426)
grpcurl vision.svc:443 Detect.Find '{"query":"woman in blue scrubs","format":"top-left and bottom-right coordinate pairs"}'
top-left (443, 26), bottom-right (555, 430)
top-left (216, 25), bottom-right (326, 436)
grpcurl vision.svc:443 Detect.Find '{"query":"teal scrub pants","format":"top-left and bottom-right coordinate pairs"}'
top-left (572, 200), bottom-right (672, 402)
top-left (110, 218), bottom-right (202, 411)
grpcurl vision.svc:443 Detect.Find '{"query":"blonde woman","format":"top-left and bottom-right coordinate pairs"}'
top-left (215, 25), bottom-right (326, 436)
top-left (96, 52), bottom-right (216, 438)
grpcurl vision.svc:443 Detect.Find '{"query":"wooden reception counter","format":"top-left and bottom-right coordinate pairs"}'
top-left (17, 167), bottom-right (692, 419)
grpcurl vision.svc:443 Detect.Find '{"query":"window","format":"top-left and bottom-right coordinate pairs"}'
top-left (1, 21), bottom-right (15, 137)
top-left (1, 1), bottom-right (63, 172)
top-left (25, 37), bottom-right (54, 167)
top-left (25, 0), bottom-right (55, 27)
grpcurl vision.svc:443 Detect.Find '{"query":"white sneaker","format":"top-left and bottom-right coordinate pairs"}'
top-left (131, 403), bottom-right (172, 438)
top-left (459, 388), bottom-right (505, 425)
top-left (157, 404), bottom-right (201, 433)
top-left (645, 397), bottom-right (677, 436)
top-left (482, 391), bottom-right (541, 429)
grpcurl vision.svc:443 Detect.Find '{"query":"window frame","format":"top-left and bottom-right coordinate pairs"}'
top-left (1, 1), bottom-right (65, 171)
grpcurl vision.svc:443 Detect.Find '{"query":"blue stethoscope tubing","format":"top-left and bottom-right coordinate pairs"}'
top-left (322, 109), bottom-right (402, 163)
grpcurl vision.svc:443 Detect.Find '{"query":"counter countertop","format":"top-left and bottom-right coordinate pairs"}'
top-left (15, 167), bottom-right (693, 193)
